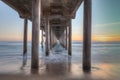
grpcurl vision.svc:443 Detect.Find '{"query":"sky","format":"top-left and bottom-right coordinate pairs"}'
top-left (0, 0), bottom-right (120, 42)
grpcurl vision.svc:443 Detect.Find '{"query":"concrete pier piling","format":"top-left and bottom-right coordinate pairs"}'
top-left (41, 29), bottom-right (44, 48)
top-left (45, 18), bottom-right (49, 56)
top-left (83, 0), bottom-right (92, 71)
top-left (68, 19), bottom-right (72, 56)
top-left (31, 0), bottom-right (41, 69)
top-left (66, 27), bottom-right (68, 50)
top-left (23, 18), bottom-right (28, 55)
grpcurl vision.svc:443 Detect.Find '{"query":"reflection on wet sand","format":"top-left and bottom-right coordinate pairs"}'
top-left (27, 54), bottom-right (118, 80)
top-left (19, 47), bottom-right (119, 80)
top-left (31, 69), bottom-right (39, 74)
top-left (0, 50), bottom-right (120, 80)
top-left (20, 53), bottom-right (27, 70)
top-left (45, 56), bottom-right (71, 76)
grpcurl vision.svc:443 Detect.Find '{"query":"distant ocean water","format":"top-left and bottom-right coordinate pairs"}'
top-left (0, 41), bottom-right (120, 79)
top-left (0, 41), bottom-right (120, 63)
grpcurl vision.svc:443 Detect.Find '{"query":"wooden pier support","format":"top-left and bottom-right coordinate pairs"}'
top-left (31, 0), bottom-right (41, 69)
top-left (68, 19), bottom-right (72, 56)
top-left (83, 0), bottom-right (92, 71)
top-left (23, 18), bottom-right (28, 55)
top-left (45, 18), bottom-right (49, 56)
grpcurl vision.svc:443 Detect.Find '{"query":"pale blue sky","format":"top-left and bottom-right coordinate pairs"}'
top-left (0, 0), bottom-right (120, 42)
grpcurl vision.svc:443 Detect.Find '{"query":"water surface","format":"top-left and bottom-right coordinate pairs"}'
top-left (0, 41), bottom-right (120, 80)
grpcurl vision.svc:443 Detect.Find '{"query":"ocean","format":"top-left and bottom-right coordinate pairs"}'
top-left (0, 41), bottom-right (120, 80)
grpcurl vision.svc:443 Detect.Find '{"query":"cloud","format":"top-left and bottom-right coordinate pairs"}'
top-left (93, 21), bottom-right (120, 27)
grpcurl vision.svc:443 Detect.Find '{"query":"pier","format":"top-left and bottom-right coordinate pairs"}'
top-left (2, 0), bottom-right (92, 71)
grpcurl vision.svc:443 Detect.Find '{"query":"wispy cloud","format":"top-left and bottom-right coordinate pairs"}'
top-left (93, 21), bottom-right (120, 27)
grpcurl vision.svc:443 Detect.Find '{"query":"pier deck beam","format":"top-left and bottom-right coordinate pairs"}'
top-left (68, 19), bottom-right (72, 56)
top-left (31, 0), bottom-right (41, 69)
top-left (83, 0), bottom-right (92, 71)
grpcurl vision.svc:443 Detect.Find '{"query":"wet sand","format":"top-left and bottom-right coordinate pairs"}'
top-left (0, 63), bottom-right (120, 80)
top-left (0, 42), bottom-right (120, 80)
top-left (0, 52), bottom-right (120, 80)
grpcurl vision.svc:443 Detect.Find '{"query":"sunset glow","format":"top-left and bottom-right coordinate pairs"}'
top-left (0, 0), bottom-right (120, 42)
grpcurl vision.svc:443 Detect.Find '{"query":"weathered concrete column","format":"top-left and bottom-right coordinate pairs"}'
top-left (52, 31), bottom-right (55, 47)
top-left (23, 18), bottom-right (28, 55)
top-left (23, 18), bottom-right (28, 66)
top-left (31, 0), bottom-right (41, 69)
top-left (66, 26), bottom-right (68, 50)
top-left (83, 0), bottom-right (92, 71)
top-left (41, 29), bottom-right (44, 48)
top-left (64, 31), bottom-right (66, 48)
top-left (50, 26), bottom-right (52, 49)
top-left (68, 19), bottom-right (72, 56)
top-left (45, 18), bottom-right (49, 56)
top-left (59, 34), bottom-right (65, 48)
top-left (50, 29), bottom-right (52, 47)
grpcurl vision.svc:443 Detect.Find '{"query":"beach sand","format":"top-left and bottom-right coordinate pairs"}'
top-left (0, 63), bottom-right (120, 80)
top-left (0, 54), bottom-right (120, 80)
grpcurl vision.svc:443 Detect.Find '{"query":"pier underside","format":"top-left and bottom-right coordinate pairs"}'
top-left (1, 0), bottom-right (92, 71)
top-left (2, 0), bottom-right (83, 38)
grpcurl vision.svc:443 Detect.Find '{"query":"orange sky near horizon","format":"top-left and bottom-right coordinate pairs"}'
top-left (0, 31), bottom-right (120, 42)
top-left (0, 33), bottom-right (120, 42)
top-left (72, 35), bottom-right (120, 42)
